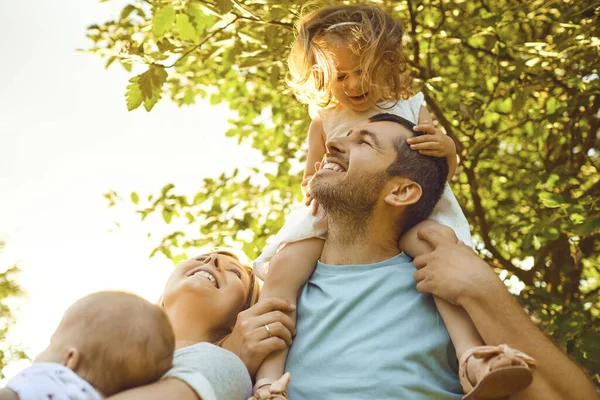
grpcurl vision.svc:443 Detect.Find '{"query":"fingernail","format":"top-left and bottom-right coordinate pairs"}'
top-left (410, 145), bottom-right (416, 149)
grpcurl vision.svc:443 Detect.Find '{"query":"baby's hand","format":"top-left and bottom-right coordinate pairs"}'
top-left (407, 121), bottom-right (456, 158)
top-left (248, 373), bottom-right (291, 400)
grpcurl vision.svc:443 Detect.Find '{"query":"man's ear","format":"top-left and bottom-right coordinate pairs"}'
top-left (384, 178), bottom-right (422, 208)
top-left (63, 347), bottom-right (80, 371)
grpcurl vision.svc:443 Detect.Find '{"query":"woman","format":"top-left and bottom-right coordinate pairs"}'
top-left (108, 250), bottom-right (296, 400)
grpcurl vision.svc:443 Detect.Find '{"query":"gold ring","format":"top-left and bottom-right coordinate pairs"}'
top-left (264, 324), bottom-right (272, 338)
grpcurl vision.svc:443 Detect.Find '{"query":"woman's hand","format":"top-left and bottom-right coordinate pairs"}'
top-left (222, 298), bottom-right (296, 378)
top-left (407, 122), bottom-right (456, 158)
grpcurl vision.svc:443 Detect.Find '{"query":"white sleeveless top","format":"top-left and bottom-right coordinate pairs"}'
top-left (317, 92), bottom-right (423, 140)
top-left (254, 93), bottom-right (472, 279)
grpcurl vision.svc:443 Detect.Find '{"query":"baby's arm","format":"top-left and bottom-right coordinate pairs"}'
top-left (0, 389), bottom-right (19, 400)
top-left (408, 106), bottom-right (457, 181)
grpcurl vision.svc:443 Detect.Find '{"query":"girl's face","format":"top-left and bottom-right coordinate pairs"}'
top-left (327, 40), bottom-right (374, 112)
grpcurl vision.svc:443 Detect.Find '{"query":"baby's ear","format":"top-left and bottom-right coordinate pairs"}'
top-left (63, 347), bottom-right (81, 371)
top-left (384, 178), bottom-right (422, 208)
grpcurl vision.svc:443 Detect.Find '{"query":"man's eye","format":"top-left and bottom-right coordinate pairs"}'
top-left (359, 140), bottom-right (371, 146)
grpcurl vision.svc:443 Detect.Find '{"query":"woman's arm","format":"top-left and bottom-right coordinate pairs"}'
top-left (108, 378), bottom-right (199, 400)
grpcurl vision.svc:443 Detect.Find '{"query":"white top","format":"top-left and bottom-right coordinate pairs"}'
top-left (163, 342), bottom-right (252, 400)
top-left (6, 363), bottom-right (104, 400)
top-left (317, 93), bottom-right (424, 140)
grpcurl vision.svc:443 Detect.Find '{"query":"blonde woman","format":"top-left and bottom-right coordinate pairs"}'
top-left (110, 251), bottom-right (295, 400)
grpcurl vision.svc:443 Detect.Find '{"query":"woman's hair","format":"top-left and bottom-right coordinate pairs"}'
top-left (287, 3), bottom-right (413, 108)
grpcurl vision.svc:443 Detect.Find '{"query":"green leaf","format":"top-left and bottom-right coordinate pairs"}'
top-left (215, 0), bottom-right (233, 14)
top-left (546, 97), bottom-right (557, 115)
top-left (153, 6), bottom-right (175, 38)
top-left (538, 192), bottom-right (565, 208)
top-left (125, 78), bottom-right (143, 111)
top-left (130, 192), bottom-right (139, 204)
top-left (176, 14), bottom-right (197, 42)
top-left (125, 66), bottom-right (168, 111)
top-left (498, 97), bottom-right (512, 113)
top-left (162, 209), bottom-right (173, 224)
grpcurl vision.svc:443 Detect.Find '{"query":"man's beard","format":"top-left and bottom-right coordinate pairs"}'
top-left (311, 171), bottom-right (387, 242)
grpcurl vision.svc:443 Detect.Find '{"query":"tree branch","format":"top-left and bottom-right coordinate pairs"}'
top-left (463, 165), bottom-right (533, 284)
top-left (162, 17), bottom-right (239, 69)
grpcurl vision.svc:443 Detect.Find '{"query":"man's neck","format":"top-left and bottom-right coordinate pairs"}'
top-left (321, 216), bottom-right (400, 265)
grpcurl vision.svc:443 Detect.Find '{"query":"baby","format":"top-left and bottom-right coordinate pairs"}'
top-left (0, 291), bottom-right (175, 400)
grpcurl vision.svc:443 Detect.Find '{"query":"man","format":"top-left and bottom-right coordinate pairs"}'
top-left (284, 113), bottom-right (597, 399)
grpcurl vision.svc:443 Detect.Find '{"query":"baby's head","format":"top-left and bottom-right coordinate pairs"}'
top-left (288, 3), bottom-right (412, 111)
top-left (35, 291), bottom-right (175, 396)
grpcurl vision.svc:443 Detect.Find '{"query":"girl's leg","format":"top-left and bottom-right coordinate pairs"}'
top-left (400, 221), bottom-right (483, 378)
top-left (254, 238), bottom-right (324, 385)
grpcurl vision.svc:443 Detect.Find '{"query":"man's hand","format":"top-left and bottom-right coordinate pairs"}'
top-left (248, 373), bottom-right (291, 400)
top-left (407, 122), bottom-right (456, 158)
top-left (221, 298), bottom-right (296, 378)
top-left (413, 227), bottom-right (506, 307)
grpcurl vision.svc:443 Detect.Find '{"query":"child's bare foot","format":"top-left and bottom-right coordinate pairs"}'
top-left (460, 345), bottom-right (536, 399)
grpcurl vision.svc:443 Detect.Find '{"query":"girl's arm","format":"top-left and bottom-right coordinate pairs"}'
top-left (107, 378), bottom-right (200, 400)
top-left (303, 115), bottom-right (327, 180)
top-left (410, 106), bottom-right (457, 181)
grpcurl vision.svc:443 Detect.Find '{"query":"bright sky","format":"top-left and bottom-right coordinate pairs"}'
top-left (0, 0), bottom-right (262, 379)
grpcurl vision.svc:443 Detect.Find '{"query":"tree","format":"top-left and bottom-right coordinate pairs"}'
top-left (0, 242), bottom-right (26, 379)
top-left (86, 0), bottom-right (600, 385)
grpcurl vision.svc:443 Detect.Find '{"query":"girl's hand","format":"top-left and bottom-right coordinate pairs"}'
top-left (303, 162), bottom-right (322, 216)
top-left (407, 121), bottom-right (456, 158)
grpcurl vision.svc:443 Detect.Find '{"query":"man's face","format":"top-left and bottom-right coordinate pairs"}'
top-left (311, 120), bottom-right (411, 217)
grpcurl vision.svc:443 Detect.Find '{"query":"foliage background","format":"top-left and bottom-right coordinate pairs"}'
top-left (0, 242), bottom-right (26, 379)
top-left (86, 0), bottom-right (600, 385)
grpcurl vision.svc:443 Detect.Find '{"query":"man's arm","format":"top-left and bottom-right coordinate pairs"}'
top-left (462, 281), bottom-right (597, 400)
top-left (413, 228), bottom-right (598, 400)
top-left (108, 378), bottom-right (199, 400)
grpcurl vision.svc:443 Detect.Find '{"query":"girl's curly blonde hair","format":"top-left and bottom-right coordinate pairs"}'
top-left (287, 3), bottom-right (413, 109)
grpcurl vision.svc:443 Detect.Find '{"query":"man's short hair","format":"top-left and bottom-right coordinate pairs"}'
top-left (368, 113), bottom-right (448, 233)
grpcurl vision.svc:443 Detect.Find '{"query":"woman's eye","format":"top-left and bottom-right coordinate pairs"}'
top-left (195, 255), bottom-right (207, 262)
top-left (336, 75), bottom-right (346, 81)
top-left (359, 140), bottom-right (371, 147)
top-left (229, 269), bottom-right (242, 278)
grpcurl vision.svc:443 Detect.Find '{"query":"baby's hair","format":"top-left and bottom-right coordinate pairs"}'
top-left (58, 291), bottom-right (175, 396)
top-left (287, 3), bottom-right (412, 108)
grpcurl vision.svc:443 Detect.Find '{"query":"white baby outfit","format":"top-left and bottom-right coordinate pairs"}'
top-left (254, 92), bottom-right (473, 279)
top-left (6, 362), bottom-right (104, 400)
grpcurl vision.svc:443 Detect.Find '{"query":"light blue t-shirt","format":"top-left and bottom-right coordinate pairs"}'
top-left (285, 253), bottom-right (462, 399)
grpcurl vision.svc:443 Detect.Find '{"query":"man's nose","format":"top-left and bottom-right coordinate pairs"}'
top-left (326, 136), bottom-right (346, 155)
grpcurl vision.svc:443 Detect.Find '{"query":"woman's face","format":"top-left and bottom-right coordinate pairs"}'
top-left (162, 253), bottom-right (252, 336)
